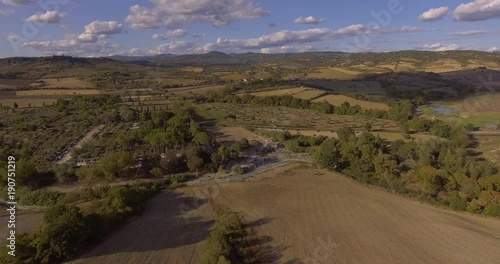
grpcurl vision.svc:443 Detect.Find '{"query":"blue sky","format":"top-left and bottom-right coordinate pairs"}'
top-left (0, 0), bottom-right (500, 57)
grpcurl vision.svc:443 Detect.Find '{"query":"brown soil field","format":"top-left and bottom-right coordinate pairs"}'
top-left (36, 78), bottom-right (93, 88)
top-left (68, 189), bottom-right (214, 264)
top-left (0, 79), bottom-right (31, 89)
top-left (291, 89), bottom-right (327, 100)
top-left (249, 87), bottom-right (309, 97)
top-left (209, 164), bottom-right (500, 264)
top-left (313, 94), bottom-right (389, 110)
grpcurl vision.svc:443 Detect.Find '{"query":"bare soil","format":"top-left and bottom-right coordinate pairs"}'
top-left (210, 164), bottom-right (500, 264)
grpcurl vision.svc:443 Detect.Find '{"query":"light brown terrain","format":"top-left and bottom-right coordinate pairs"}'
top-left (67, 189), bottom-right (214, 264)
top-left (68, 164), bottom-right (500, 264)
top-left (210, 164), bottom-right (500, 264)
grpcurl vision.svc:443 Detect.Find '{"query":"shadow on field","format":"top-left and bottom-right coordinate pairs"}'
top-left (237, 217), bottom-right (295, 264)
top-left (76, 190), bottom-right (214, 260)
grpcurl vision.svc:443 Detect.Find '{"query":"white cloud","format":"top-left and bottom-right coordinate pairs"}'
top-left (450, 30), bottom-right (489, 37)
top-left (191, 33), bottom-right (206, 38)
top-left (418, 7), bottom-right (449, 22)
top-left (26, 11), bottom-right (64, 24)
top-left (194, 25), bottom-right (431, 52)
top-left (0, 0), bottom-right (34, 5)
top-left (417, 43), bottom-right (469, 51)
top-left (6, 34), bottom-right (18, 42)
top-left (454, 0), bottom-right (500, 21)
top-left (20, 21), bottom-right (123, 56)
top-left (22, 38), bottom-right (120, 56)
top-left (0, 9), bottom-right (14, 15)
top-left (126, 0), bottom-right (269, 29)
top-left (152, 29), bottom-right (188, 40)
top-left (78, 21), bottom-right (123, 42)
top-left (486, 47), bottom-right (498, 52)
top-left (294, 16), bottom-right (325, 25)
top-left (260, 45), bottom-right (316, 54)
top-left (128, 41), bottom-right (196, 55)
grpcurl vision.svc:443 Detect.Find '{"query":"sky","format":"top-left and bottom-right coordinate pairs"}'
top-left (0, 0), bottom-right (500, 57)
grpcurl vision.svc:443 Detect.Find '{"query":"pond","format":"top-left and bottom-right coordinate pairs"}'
top-left (429, 105), bottom-right (457, 115)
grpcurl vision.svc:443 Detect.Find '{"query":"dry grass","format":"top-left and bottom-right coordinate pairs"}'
top-left (16, 89), bottom-right (101, 96)
top-left (249, 87), bottom-right (309, 97)
top-left (447, 93), bottom-right (500, 113)
top-left (35, 78), bottom-right (93, 88)
top-left (211, 126), bottom-right (267, 142)
top-left (0, 78), bottom-right (31, 89)
top-left (291, 89), bottom-right (326, 100)
top-left (306, 67), bottom-right (360, 80)
top-left (210, 164), bottom-right (500, 264)
top-left (313, 94), bottom-right (389, 110)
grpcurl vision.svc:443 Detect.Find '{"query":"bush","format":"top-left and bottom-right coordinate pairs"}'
top-left (232, 165), bottom-right (245, 175)
top-left (19, 189), bottom-right (62, 206)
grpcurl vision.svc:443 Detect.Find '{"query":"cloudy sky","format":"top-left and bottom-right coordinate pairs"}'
top-left (1, 0), bottom-right (500, 57)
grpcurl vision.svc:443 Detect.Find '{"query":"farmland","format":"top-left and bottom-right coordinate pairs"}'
top-left (313, 94), bottom-right (389, 110)
top-left (1, 51), bottom-right (500, 264)
top-left (209, 163), bottom-right (500, 264)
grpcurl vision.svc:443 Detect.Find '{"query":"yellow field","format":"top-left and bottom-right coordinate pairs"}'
top-left (35, 77), bottom-right (93, 88)
top-left (306, 67), bottom-right (360, 80)
top-left (287, 89), bottom-right (326, 100)
top-left (313, 94), bottom-right (389, 110)
top-left (16, 89), bottom-right (101, 96)
top-left (249, 87), bottom-right (310, 97)
top-left (181, 67), bottom-right (204, 73)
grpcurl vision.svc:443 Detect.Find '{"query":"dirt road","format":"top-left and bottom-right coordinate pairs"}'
top-left (56, 125), bottom-right (105, 164)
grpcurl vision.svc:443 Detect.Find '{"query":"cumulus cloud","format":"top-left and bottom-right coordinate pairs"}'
top-left (193, 25), bottom-right (430, 52)
top-left (26, 11), bottom-right (64, 24)
top-left (78, 21), bottom-right (123, 42)
top-left (152, 29), bottom-right (188, 40)
top-left (294, 16), bottom-right (325, 25)
top-left (486, 47), bottom-right (498, 52)
top-left (1, 0), bottom-right (34, 5)
top-left (6, 34), bottom-right (18, 42)
top-left (260, 45), bottom-right (316, 54)
top-left (127, 41), bottom-right (196, 55)
top-left (450, 30), bottom-right (489, 37)
top-left (21, 38), bottom-right (120, 56)
top-left (126, 0), bottom-right (270, 29)
top-left (417, 43), bottom-right (469, 51)
top-left (20, 21), bottom-right (124, 56)
top-left (418, 7), bottom-right (449, 21)
top-left (0, 9), bottom-right (14, 15)
top-left (454, 0), bottom-right (500, 21)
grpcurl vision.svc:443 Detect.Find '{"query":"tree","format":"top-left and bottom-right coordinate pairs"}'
top-left (54, 163), bottom-right (76, 184)
top-left (315, 139), bottom-right (343, 170)
top-left (13, 102), bottom-right (18, 109)
top-left (17, 159), bottom-right (38, 187)
top-left (34, 205), bottom-right (88, 263)
top-left (99, 151), bottom-right (135, 181)
top-left (150, 167), bottom-right (163, 178)
top-left (187, 147), bottom-right (204, 174)
top-left (337, 125), bottom-right (355, 142)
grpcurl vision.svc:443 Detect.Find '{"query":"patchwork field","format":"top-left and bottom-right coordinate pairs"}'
top-left (313, 94), bottom-right (389, 110)
top-left (210, 164), bottom-right (500, 264)
top-left (34, 77), bottom-right (93, 88)
top-left (306, 67), bottom-right (361, 80)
